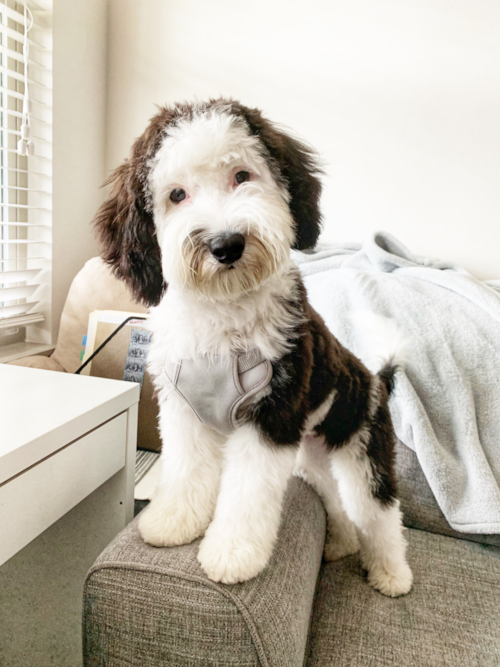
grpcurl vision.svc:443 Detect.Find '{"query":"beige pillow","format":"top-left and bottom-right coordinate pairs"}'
top-left (52, 257), bottom-right (147, 373)
top-left (11, 257), bottom-right (146, 373)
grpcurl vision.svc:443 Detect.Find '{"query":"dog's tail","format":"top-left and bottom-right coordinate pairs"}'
top-left (349, 311), bottom-right (409, 396)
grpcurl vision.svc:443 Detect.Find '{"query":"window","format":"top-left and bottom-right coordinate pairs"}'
top-left (0, 0), bottom-right (51, 346)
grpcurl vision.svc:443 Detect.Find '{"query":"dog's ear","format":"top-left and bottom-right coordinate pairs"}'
top-left (228, 102), bottom-right (323, 250)
top-left (93, 132), bottom-right (167, 307)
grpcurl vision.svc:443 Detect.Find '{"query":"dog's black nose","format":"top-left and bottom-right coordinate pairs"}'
top-left (208, 233), bottom-right (245, 264)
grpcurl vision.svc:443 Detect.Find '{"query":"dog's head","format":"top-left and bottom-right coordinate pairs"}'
top-left (94, 99), bottom-right (323, 304)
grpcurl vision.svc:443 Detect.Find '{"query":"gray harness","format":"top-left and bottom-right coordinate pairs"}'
top-left (164, 349), bottom-right (273, 435)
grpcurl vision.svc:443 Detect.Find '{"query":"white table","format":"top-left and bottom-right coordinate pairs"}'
top-left (0, 364), bottom-right (140, 667)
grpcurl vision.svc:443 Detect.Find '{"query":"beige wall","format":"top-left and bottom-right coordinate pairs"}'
top-left (106, 0), bottom-right (500, 279)
top-left (50, 0), bottom-right (108, 343)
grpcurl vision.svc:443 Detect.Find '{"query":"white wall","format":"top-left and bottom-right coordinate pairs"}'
top-left (50, 0), bottom-right (108, 343)
top-left (106, 0), bottom-right (500, 279)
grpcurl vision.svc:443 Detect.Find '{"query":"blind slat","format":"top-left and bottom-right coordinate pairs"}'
top-left (0, 311), bottom-right (44, 328)
top-left (0, 268), bottom-right (42, 283)
top-left (0, 24), bottom-right (51, 52)
top-left (0, 301), bottom-right (39, 318)
top-left (0, 45), bottom-right (49, 70)
top-left (0, 4), bottom-right (48, 30)
top-left (0, 65), bottom-right (51, 89)
top-left (1, 148), bottom-right (52, 161)
top-left (0, 223), bottom-right (50, 228)
top-left (0, 106), bottom-right (51, 124)
top-left (0, 283), bottom-right (37, 300)
top-left (0, 255), bottom-right (45, 263)
top-left (0, 239), bottom-right (48, 245)
top-left (2, 128), bottom-right (51, 142)
top-left (0, 185), bottom-right (51, 194)
top-left (1, 4), bottom-right (30, 24)
top-left (0, 167), bottom-right (51, 177)
top-left (0, 86), bottom-right (50, 105)
top-left (0, 203), bottom-right (51, 210)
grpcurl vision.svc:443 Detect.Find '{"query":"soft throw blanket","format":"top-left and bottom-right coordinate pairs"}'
top-left (294, 233), bottom-right (500, 534)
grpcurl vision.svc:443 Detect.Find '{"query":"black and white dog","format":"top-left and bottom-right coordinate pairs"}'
top-left (95, 99), bottom-right (413, 597)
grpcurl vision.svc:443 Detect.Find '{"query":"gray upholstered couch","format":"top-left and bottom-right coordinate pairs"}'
top-left (13, 258), bottom-right (499, 665)
top-left (83, 442), bottom-right (500, 666)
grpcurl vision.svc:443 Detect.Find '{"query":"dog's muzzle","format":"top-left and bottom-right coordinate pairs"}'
top-left (208, 232), bottom-right (245, 264)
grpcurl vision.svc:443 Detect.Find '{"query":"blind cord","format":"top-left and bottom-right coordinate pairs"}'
top-left (17, 1), bottom-right (34, 157)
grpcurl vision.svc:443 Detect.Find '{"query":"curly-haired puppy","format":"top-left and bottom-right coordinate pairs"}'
top-left (94, 99), bottom-right (413, 597)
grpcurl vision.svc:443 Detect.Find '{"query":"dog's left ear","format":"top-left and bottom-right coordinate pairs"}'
top-left (229, 102), bottom-right (323, 250)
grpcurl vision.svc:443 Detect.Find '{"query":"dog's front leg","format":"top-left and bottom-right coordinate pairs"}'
top-left (139, 395), bottom-right (224, 547)
top-left (198, 424), bottom-right (296, 584)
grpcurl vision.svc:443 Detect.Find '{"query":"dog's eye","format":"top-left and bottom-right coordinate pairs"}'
top-left (170, 188), bottom-right (187, 203)
top-left (235, 170), bottom-right (250, 185)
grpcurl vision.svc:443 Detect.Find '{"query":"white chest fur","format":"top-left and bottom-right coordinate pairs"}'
top-left (146, 265), bottom-right (300, 380)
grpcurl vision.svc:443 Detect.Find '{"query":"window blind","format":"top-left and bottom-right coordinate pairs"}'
top-left (0, 0), bottom-right (51, 333)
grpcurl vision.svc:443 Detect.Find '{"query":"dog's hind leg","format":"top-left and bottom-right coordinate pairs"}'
top-left (329, 417), bottom-right (413, 598)
top-left (295, 435), bottom-right (360, 561)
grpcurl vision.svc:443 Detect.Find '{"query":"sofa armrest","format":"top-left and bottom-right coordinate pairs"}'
top-left (8, 355), bottom-right (65, 372)
top-left (83, 477), bottom-right (326, 667)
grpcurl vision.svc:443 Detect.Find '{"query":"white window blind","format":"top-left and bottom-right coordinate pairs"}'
top-left (0, 0), bottom-right (51, 335)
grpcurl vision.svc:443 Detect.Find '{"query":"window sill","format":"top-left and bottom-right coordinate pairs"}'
top-left (0, 342), bottom-right (55, 364)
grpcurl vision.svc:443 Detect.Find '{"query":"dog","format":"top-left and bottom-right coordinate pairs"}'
top-left (94, 99), bottom-right (413, 597)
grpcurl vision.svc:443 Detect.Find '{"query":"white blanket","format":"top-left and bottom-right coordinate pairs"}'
top-left (294, 232), bottom-right (500, 534)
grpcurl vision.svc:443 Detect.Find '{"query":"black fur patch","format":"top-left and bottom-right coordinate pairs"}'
top-left (248, 282), bottom-right (312, 446)
top-left (250, 275), bottom-right (398, 505)
top-left (378, 363), bottom-right (398, 395)
top-left (364, 403), bottom-right (398, 505)
top-left (251, 278), bottom-right (373, 445)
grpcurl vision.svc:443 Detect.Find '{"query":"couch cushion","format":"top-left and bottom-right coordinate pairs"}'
top-left (306, 528), bottom-right (500, 666)
top-left (83, 477), bottom-right (326, 667)
top-left (396, 440), bottom-right (500, 548)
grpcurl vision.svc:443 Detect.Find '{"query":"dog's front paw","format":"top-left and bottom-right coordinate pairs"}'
top-left (197, 532), bottom-right (270, 584)
top-left (138, 500), bottom-right (208, 547)
top-left (367, 560), bottom-right (413, 597)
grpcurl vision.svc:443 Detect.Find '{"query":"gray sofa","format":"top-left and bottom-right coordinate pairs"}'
top-left (83, 440), bottom-right (500, 666)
